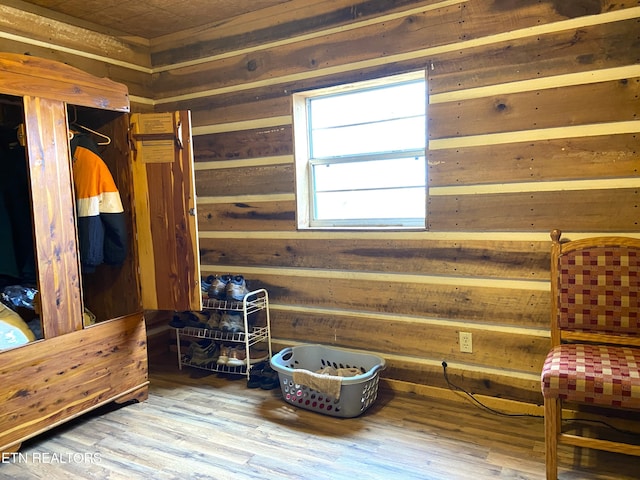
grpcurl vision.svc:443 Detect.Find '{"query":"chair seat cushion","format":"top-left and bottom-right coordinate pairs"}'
top-left (541, 344), bottom-right (640, 409)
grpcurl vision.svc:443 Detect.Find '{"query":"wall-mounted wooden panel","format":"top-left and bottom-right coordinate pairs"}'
top-left (191, 96), bottom-right (291, 126)
top-left (428, 189), bottom-right (639, 231)
top-left (206, 273), bottom-right (550, 328)
top-left (199, 237), bottom-right (549, 280)
top-left (375, 355), bottom-right (543, 404)
top-left (195, 164), bottom-right (294, 196)
top-left (428, 134), bottom-right (639, 186)
top-left (429, 79), bottom-right (639, 139)
top-left (193, 126), bottom-right (292, 161)
top-left (270, 310), bottom-right (549, 373)
top-left (428, 18), bottom-right (640, 95)
top-left (197, 201), bottom-right (296, 231)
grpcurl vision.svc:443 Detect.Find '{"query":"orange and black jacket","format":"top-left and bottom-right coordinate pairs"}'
top-left (70, 134), bottom-right (127, 273)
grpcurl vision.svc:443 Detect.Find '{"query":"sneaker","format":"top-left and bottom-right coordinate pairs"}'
top-left (208, 274), bottom-right (231, 300)
top-left (226, 346), bottom-right (247, 367)
top-left (220, 310), bottom-right (244, 333)
top-left (188, 340), bottom-right (218, 366)
top-left (206, 310), bottom-right (221, 329)
top-left (188, 311), bottom-right (211, 328)
top-left (169, 314), bottom-right (185, 328)
top-left (227, 346), bottom-right (269, 367)
top-left (226, 275), bottom-right (249, 302)
top-left (201, 275), bottom-right (216, 294)
top-left (170, 311), bottom-right (205, 329)
top-left (217, 344), bottom-right (232, 365)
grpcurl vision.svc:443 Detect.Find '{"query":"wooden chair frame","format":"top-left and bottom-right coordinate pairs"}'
top-left (543, 229), bottom-right (640, 479)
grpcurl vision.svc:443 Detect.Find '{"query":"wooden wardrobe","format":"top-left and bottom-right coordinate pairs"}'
top-left (0, 53), bottom-right (201, 453)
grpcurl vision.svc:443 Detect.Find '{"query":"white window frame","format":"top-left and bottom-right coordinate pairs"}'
top-left (292, 71), bottom-right (427, 230)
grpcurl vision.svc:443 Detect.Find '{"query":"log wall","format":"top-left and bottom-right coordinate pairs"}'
top-left (2, 0), bottom-right (639, 404)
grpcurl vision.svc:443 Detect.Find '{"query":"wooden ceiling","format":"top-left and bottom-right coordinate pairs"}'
top-left (17, 0), bottom-right (294, 39)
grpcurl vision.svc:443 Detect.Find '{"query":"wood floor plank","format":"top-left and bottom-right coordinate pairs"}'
top-left (2, 358), bottom-right (638, 480)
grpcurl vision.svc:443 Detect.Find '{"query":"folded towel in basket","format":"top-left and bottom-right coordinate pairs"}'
top-left (292, 369), bottom-right (343, 400)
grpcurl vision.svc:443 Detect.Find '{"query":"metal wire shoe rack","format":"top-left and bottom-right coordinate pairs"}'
top-left (174, 288), bottom-right (271, 379)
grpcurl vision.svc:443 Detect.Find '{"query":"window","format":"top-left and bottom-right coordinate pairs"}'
top-left (293, 71), bottom-right (426, 229)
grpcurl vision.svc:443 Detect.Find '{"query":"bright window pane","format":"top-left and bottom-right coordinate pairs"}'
top-left (311, 116), bottom-right (425, 158)
top-left (310, 81), bottom-right (425, 128)
top-left (315, 187), bottom-right (425, 220)
top-left (313, 157), bottom-right (425, 191)
top-left (309, 80), bottom-right (426, 158)
top-left (313, 157), bottom-right (425, 221)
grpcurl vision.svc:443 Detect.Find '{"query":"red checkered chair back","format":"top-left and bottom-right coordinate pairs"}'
top-left (557, 244), bottom-right (640, 336)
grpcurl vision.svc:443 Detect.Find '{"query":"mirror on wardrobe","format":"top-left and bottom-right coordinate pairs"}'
top-left (0, 93), bottom-right (39, 349)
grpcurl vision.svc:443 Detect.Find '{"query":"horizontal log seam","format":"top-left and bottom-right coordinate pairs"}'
top-left (430, 178), bottom-right (640, 196)
top-left (430, 121), bottom-right (640, 149)
top-left (197, 193), bottom-right (294, 204)
top-left (200, 264), bottom-right (550, 290)
top-left (197, 231), bottom-right (640, 241)
top-left (194, 156), bottom-right (292, 170)
top-left (431, 65), bottom-right (640, 104)
top-left (129, 95), bottom-right (155, 105)
top-left (154, 7), bottom-right (640, 104)
top-left (270, 303), bottom-right (550, 337)
top-left (192, 117), bottom-right (292, 135)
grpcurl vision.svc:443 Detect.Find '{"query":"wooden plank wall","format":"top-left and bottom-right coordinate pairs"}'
top-left (2, 0), bottom-right (639, 404)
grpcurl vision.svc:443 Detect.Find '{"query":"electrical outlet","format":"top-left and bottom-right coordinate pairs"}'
top-left (459, 331), bottom-right (472, 353)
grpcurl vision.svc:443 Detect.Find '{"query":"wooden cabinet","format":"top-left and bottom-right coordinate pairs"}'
top-left (0, 53), bottom-right (201, 453)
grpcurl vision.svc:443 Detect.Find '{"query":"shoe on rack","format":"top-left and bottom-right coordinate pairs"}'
top-left (170, 311), bottom-right (206, 329)
top-left (227, 346), bottom-right (269, 368)
top-left (201, 275), bottom-right (216, 294)
top-left (226, 346), bottom-right (247, 367)
top-left (217, 344), bottom-right (232, 365)
top-left (226, 275), bottom-right (249, 302)
top-left (208, 274), bottom-right (231, 300)
top-left (169, 314), bottom-right (185, 328)
top-left (188, 340), bottom-right (218, 366)
top-left (220, 310), bottom-right (244, 333)
top-left (206, 310), bottom-right (221, 330)
top-left (188, 311), bottom-right (211, 328)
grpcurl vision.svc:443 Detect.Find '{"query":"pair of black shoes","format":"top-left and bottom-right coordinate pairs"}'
top-left (247, 361), bottom-right (279, 390)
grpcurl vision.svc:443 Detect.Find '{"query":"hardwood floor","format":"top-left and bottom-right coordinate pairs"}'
top-left (2, 358), bottom-right (638, 480)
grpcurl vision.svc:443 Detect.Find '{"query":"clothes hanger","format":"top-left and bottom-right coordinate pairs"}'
top-left (68, 106), bottom-right (111, 146)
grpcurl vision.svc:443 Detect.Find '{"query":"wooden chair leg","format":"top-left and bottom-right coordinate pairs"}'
top-left (544, 397), bottom-right (560, 480)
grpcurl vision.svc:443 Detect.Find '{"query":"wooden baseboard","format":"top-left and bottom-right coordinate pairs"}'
top-left (381, 378), bottom-right (544, 416)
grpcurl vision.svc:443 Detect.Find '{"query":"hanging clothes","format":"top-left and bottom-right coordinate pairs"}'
top-left (70, 133), bottom-right (127, 273)
top-left (0, 127), bottom-right (36, 285)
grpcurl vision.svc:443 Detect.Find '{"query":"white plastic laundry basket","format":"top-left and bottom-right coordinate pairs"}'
top-left (270, 344), bottom-right (386, 418)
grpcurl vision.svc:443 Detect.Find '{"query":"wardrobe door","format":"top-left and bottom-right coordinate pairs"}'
top-left (23, 96), bottom-right (83, 337)
top-left (129, 111), bottom-right (201, 312)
